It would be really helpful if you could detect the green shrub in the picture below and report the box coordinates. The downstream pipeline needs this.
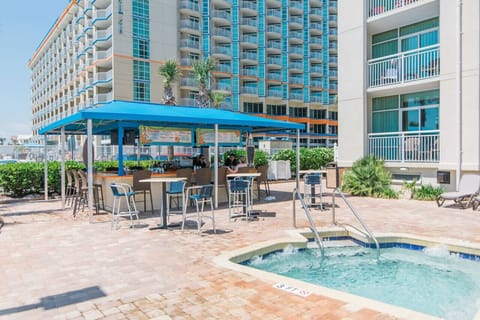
[412,184,444,201]
[0,161,85,198]
[253,150,269,167]
[341,155,398,198]
[272,147,334,172]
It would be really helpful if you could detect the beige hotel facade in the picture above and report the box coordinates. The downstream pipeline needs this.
[337,0,479,190]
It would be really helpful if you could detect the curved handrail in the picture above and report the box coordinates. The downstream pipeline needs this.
[292,188,324,259]
[333,188,380,260]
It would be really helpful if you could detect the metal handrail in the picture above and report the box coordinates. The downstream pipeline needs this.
[332,188,380,260]
[292,188,324,259]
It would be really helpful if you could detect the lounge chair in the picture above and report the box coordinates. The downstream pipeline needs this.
[472,196,480,211]
[436,174,480,209]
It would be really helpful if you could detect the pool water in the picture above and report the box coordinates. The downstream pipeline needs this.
[243,245,480,319]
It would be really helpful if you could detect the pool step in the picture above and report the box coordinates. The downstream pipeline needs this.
[307,239,358,249]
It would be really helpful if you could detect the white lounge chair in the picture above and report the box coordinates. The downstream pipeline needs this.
[436,174,480,209]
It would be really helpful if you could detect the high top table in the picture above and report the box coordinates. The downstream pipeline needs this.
[227,172,261,217]
[140,177,187,229]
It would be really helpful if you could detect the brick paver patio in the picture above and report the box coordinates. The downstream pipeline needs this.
[1,180,479,320]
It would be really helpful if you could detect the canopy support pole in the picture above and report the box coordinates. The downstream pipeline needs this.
[60,127,66,209]
[87,119,93,223]
[44,135,48,201]
[296,129,300,190]
[214,124,219,208]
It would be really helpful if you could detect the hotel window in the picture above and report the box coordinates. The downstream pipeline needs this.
[371,89,439,133]
[267,104,287,116]
[133,60,150,102]
[244,102,263,113]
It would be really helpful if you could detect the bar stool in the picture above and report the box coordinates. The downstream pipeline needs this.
[165,180,186,223]
[182,184,215,234]
[110,183,139,229]
[228,179,252,222]
[304,173,323,209]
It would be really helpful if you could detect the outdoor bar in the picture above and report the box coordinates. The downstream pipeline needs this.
[38,100,304,220]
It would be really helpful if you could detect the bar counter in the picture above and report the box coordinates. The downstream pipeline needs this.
[94,171,229,213]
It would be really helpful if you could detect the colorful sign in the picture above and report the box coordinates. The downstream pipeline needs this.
[196,128,241,145]
[140,126,192,145]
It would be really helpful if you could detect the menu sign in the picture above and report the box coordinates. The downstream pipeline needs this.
[140,125,193,145]
[196,128,241,145]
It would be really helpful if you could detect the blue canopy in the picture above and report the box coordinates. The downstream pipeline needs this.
[39,100,304,135]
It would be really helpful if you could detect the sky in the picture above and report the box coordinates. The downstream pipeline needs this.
[0,1,68,141]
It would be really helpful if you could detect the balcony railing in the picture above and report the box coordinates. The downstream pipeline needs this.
[368,131,439,162]
[368,0,419,18]
[368,45,440,88]
[180,39,200,49]
[180,20,200,30]
[241,86,258,94]
[180,0,200,12]
[212,46,232,55]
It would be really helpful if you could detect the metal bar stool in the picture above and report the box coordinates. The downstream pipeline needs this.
[109,183,139,229]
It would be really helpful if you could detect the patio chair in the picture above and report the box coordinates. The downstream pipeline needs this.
[165,180,186,222]
[472,196,480,211]
[194,167,212,186]
[110,183,139,229]
[182,184,215,234]
[255,165,271,198]
[436,174,480,209]
[132,170,154,215]
[228,179,253,222]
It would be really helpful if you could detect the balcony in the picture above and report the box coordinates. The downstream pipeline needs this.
[94,70,112,85]
[180,57,198,67]
[92,6,112,26]
[241,69,258,77]
[267,41,281,51]
[241,35,258,45]
[289,77,303,85]
[267,73,281,81]
[241,86,258,95]
[180,20,200,31]
[240,1,257,11]
[180,78,197,88]
[289,16,303,26]
[180,39,200,50]
[290,92,303,100]
[211,46,232,56]
[266,24,281,34]
[368,45,439,88]
[289,1,303,12]
[368,131,439,162]
[368,0,419,18]
[267,57,281,65]
[94,92,112,104]
[212,10,231,21]
[212,82,231,91]
[266,8,281,20]
[241,18,258,28]
[179,0,200,13]
[268,89,282,97]
[289,61,303,70]
[212,28,232,39]
[240,52,258,61]
[289,46,303,56]
[215,64,232,73]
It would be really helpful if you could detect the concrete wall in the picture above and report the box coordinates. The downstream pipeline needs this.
[337,0,367,167]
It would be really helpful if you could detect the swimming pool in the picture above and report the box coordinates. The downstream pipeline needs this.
[244,244,480,319]
[216,230,480,320]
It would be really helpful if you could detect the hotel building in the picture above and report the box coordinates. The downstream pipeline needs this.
[29,0,339,148]
[338,0,479,189]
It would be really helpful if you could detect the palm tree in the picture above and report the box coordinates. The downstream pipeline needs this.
[158,59,180,105]
[192,57,216,108]
[209,91,229,109]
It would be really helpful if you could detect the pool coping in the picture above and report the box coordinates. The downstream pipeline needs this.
[213,227,480,320]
